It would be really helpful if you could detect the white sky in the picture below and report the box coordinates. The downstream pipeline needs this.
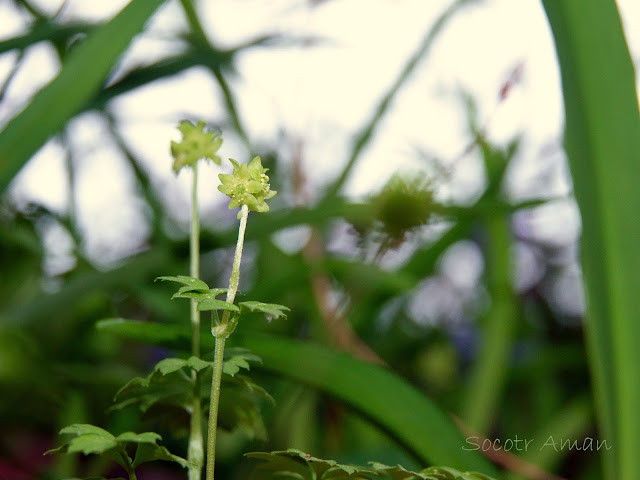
[0,0,639,305]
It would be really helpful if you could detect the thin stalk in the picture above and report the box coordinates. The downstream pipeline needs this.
[188,164,204,480]
[206,204,249,480]
[120,452,137,480]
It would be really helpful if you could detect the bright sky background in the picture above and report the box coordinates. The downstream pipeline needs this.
[1,0,639,319]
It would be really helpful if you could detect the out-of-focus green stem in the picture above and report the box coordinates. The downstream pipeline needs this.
[462,213,516,434]
[188,164,204,480]
[206,204,249,480]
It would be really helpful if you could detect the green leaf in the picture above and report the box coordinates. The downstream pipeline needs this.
[115,431,161,444]
[112,362,193,412]
[154,358,189,375]
[67,434,118,456]
[246,450,498,480]
[226,374,274,405]
[48,422,185,472]
[223,350,262,376]
[60,424,114,438]
[187,355,213,372]
[132,441,189,469]
[239,301,290,320]
[112,356,211,412]
[155,275,210,291]
[197,298,239,312]
[542,1,640,479]
[46,424,120,464]
[0,0,166,193]
[172,287,228,301]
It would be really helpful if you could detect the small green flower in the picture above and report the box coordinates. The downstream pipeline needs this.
[170,120,223,173]
[218,156,277,213]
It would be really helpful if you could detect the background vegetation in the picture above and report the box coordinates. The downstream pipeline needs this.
[1,0,639,479]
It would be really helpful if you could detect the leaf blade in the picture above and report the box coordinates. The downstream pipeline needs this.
[0,0,166,192]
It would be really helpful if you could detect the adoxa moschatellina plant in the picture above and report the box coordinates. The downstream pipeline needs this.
[161,121,287,480]
[47,120,288,480]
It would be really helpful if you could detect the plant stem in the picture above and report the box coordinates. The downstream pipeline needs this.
[120,452,137,480]
[206,334,225,480]
[188,164,204,480]
[206,204,249,480]
[191,164,201,355]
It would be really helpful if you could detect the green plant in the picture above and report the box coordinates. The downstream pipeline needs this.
[47,121,287,480]
[46,121,499,480]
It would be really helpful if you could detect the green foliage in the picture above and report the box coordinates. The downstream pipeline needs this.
[542,1,640,479]
[223,348,263,376]
[239,301,290,320]
[156,275,211,291]
[3,0,631,477]
[156,275,237,312]
[170,120,223,173]
[0,0,166,192]
[109,352,272,440]
[246,449,497,480]
[96,319,498,475]
[46,424,188,470]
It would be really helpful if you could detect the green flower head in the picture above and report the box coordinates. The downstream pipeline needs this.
[170,120,223,173]
[218,156,277,213]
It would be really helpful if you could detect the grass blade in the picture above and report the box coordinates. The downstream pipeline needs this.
[0,0,166,192]
[323,0,478,199]
[542,2,640,479]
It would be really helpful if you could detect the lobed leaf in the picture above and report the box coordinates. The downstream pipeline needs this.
[112,363,193,412]
[155,275,210,291]
[197,298,239,312]
[247,449,498,480]
[48,423,187,470]
[132,441,189,469]
[115,431,161,444]
[239,301,290,320]
[223,349,262,377]
[172,287,228,301]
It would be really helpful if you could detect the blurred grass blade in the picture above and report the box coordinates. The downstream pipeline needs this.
[505,396,592,480]
[542,2,640,479]
[97,319,499,476]
[324,0,477,199]
[242,334,498,475]
[0,23,90,55]
[0,0,166,193]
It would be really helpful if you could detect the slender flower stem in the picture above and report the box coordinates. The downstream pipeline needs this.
[206,204,249,480]
[188,164,204,480]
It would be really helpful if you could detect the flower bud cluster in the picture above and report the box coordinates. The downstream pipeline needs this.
[218,156,276,213]
[170,120,222,173]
